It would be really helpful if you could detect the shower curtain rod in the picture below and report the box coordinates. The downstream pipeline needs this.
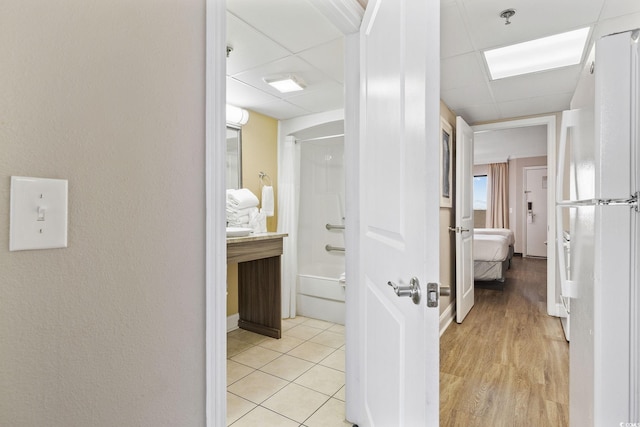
[294,133,345,143]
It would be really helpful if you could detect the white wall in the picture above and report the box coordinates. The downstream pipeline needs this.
[0,1,207,425]
[509,156,548,254]
[475,125,547,164]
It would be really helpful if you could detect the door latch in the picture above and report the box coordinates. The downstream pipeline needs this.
[427,283,439,307]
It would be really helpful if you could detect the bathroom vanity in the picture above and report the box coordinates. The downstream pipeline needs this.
[226,232,287,339]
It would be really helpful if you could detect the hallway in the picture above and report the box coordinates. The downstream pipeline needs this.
[440,257,569,426]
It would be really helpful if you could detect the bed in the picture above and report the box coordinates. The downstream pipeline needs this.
[475,228,515,266]
[473,228,514,282]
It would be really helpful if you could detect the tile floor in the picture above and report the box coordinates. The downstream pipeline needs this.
[227,316,353,426]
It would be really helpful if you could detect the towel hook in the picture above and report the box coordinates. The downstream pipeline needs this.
[258,171,272,186]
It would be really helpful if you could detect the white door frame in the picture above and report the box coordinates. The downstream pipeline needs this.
[206,0,228,425]
[205,1,365,426]
[522,166,548,258]
[472,115,558,317]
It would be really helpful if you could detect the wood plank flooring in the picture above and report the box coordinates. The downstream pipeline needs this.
[440,256,569,427]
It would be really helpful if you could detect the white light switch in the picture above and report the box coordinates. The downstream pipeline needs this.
[10,176,68,251]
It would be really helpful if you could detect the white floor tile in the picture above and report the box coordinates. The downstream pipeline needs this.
[258,335,305,353]
[309,330,344,349]
[285,324,324,340]
[230,406,299,427]
[304,398,352,427]
[294,365,344,396]
[227,360,255,385]
[287,342,335,363]
[226,392,255,425]
[318,349,345,372]
[262,383,329,423]
[260,354,314,382]
[230,345,281,369]
[227,370,288,404]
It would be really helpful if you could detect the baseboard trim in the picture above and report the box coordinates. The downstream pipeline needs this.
[439,302,456,337]
[227,313,239,333]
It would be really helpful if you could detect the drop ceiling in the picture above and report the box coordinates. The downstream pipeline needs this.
[226,0,640,124]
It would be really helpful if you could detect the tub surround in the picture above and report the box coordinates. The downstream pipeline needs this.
[227,232,288,338]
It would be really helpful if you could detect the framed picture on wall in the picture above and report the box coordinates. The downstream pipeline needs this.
[440,117,453,207]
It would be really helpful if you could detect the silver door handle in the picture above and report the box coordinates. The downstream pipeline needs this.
[440,286,451,296]
[387,277,421,305]
[448,226,470,233]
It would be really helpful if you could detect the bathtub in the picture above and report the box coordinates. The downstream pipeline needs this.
[296,273,345,325]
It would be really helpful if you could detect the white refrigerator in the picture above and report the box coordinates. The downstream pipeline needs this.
[556,30,639,426]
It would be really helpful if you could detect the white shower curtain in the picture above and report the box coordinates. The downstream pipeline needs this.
[277,135,300,319]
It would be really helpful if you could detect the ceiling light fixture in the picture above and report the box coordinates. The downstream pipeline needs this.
[263,75,306,93]
[484,27,590,80]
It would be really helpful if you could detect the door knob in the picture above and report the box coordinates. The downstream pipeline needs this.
[440,286,451,296]
[387,277,421,305]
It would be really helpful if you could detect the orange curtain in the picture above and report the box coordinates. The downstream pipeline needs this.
[487,163,509,228]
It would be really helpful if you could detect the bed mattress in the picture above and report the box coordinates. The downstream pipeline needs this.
[473,234,510,262]
[474,228,515,246]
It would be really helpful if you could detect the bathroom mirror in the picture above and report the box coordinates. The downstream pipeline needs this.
[226,126,242,189]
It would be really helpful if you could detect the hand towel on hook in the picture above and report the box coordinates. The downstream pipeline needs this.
[261,185,274,217]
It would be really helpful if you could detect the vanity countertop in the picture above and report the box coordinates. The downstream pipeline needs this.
[226,232,288,244]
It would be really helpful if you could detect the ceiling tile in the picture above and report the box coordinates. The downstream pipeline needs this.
[459,0,605,50]
[490,66,581,103]
[441,52,486,91]
[454,104,501,125]
[226,12,291,75]
[249,101,311,121]
[497,92,573,119]
[286,83,344,113]
[599,0,640,20]
[441,82,494,110]
[232,56,337,100]
[226,77,280,108]
[297,38,345,84]
[227,0,342,54]
[441,2,474,58]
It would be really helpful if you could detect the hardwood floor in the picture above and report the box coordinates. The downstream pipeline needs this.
[440,256,569,427]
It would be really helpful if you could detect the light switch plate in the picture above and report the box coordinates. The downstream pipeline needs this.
[10,176,68,251]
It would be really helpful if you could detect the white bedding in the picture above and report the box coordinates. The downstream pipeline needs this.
[473,234,510,262]
[474,228,515,246]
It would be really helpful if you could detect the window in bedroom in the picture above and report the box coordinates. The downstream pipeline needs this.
[474,175,488,210]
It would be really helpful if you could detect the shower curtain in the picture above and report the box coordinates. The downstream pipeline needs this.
[277,135,300,319]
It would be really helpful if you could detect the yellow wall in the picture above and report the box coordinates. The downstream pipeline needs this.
[240,110,279,232]
[227,109,278,316]
[439,100,457,315]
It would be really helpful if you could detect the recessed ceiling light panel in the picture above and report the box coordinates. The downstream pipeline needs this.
[263,75,306,93]
[484,27,590,80]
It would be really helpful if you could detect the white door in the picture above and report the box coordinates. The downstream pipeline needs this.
[525,167,548,257]
[455,117,474,323]
[353,0,440,425]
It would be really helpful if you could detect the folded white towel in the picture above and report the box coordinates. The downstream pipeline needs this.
[227,188,259,210]
[261,185,274,217]
[226,206,256,219]
[227,215,249,225]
